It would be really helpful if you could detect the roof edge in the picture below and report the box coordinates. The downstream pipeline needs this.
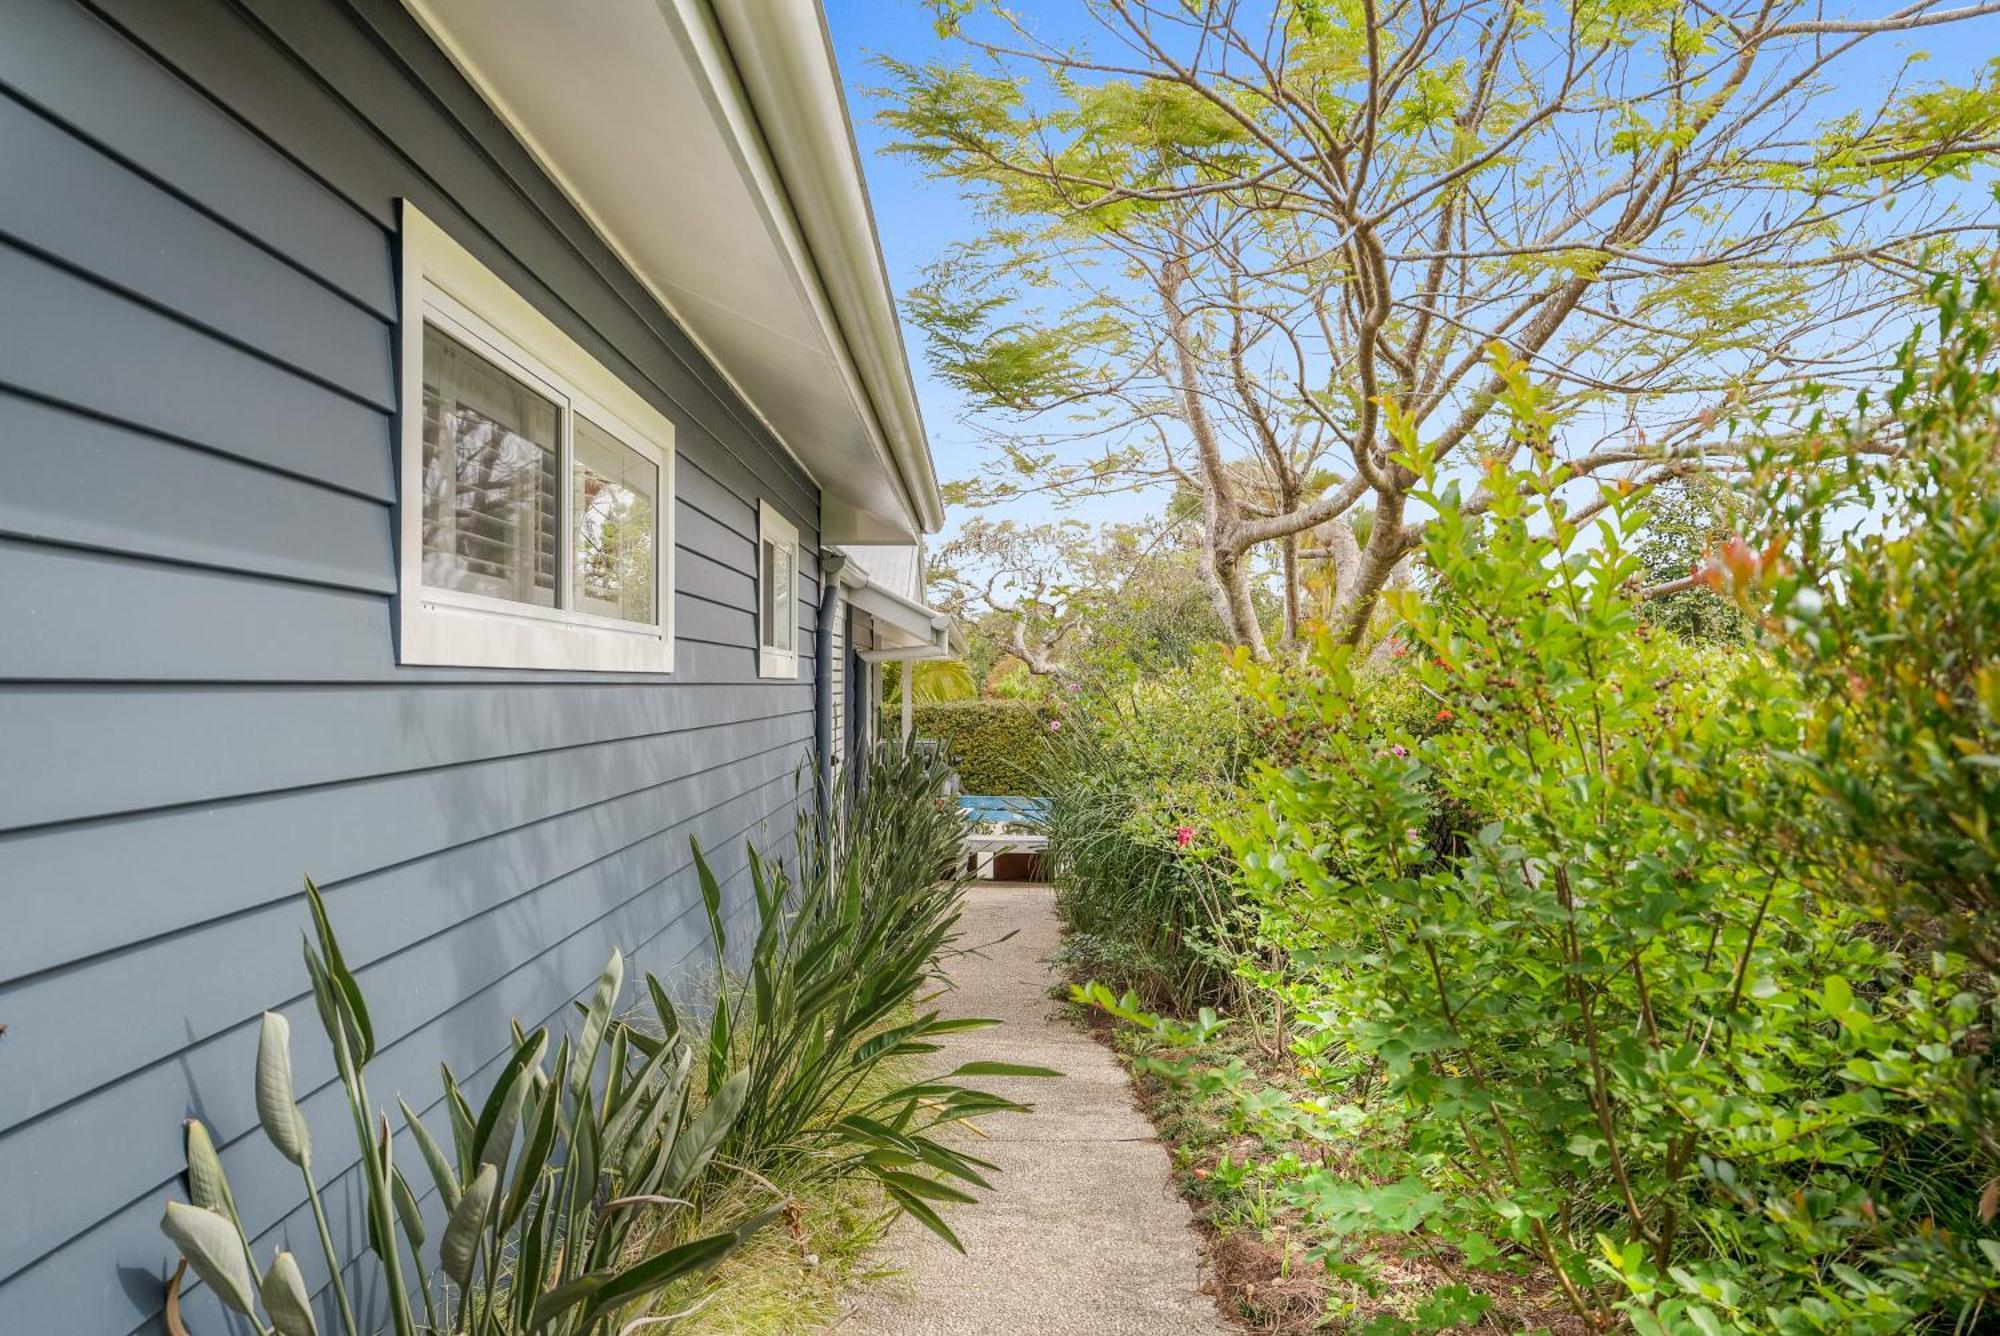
[703,0,945,535]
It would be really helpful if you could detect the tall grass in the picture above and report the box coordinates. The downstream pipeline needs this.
[1043,705,1242,1013]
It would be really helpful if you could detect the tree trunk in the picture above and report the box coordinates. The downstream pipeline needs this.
[1213,542,1270,659]
[1281,531,1300,644]
[1330,492,1412,645]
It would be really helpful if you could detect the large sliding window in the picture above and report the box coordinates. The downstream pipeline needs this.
[398,204,674,673]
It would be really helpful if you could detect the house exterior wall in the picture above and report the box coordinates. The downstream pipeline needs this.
[0,1,825,1330]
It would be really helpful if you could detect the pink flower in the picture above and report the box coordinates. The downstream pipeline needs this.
[1175,825,1195,848]
[1390,744,1409,758]
[1048,719,1063,733]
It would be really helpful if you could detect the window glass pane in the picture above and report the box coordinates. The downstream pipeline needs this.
[761,539,778,649]
[573,417,658,624]
[421,324,558,608]
[773,542,795,652]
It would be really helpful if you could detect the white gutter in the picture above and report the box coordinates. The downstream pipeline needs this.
[704,0,945,534]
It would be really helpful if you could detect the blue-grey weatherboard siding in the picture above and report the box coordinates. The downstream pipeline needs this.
[0,1,828,1331]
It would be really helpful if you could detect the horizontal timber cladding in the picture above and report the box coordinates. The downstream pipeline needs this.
[0,0,828,1331]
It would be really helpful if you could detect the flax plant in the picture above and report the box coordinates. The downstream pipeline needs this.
[164,881,769,1336]
[158,740,1049,1332]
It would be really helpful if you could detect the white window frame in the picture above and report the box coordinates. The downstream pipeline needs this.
[758,501,800,679]
[397,202,676,673]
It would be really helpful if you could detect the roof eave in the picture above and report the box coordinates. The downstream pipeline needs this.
[401,0,944,540]
[703,0,945,535]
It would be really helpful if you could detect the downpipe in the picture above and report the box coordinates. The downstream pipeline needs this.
[815,552,848,827]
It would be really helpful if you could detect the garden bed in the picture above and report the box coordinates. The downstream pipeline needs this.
[1078,1004,1585,1336]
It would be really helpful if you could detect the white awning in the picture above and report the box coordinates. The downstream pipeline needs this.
[832,545,957,659]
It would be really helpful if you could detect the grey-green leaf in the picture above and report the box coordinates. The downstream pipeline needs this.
[261,1250,318,1336]
[399,1098,461,1216]
[442,1163,496,1291]
[255,1012,311,1166]
[391,1166,426,1252]
[660,1067,749,1194]
[570,950,623,1092]
[527,1273,607,1331]
[183,1119,236,1219]
[577,1211,776,1328]
[161,1201,258,1317]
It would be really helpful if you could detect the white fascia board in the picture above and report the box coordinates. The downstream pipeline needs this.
[658,0,931,536]
[705,0,944,535]
[824,543,952,651]
[848,581,948,648]
[858,642,953,664]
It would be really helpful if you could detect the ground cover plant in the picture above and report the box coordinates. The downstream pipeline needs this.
[157,744,1046,1334]
[1060,281,2000,1333]
[1082,999,1586,1333]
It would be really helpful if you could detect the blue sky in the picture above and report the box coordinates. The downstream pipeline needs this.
[824,2,2000,539]
[824,1,1074,530]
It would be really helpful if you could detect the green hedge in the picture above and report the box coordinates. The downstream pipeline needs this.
[903,700,1059,795]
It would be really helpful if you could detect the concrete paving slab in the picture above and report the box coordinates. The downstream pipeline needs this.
[834,884,1227,1336]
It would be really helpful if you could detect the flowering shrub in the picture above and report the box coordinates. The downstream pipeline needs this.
[1709,272,2000,972]
[1043,654,1262,1010]
[1229,464,1992,1330]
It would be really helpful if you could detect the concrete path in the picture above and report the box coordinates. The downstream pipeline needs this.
[835,884,1227,1336]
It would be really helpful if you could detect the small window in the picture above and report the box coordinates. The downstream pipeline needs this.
[759,501,800,679]
[398,204,674,673]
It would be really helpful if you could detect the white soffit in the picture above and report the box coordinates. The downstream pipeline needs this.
[403,0,943,542]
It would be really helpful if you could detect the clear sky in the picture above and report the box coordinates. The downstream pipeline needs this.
[823,1,2000,540]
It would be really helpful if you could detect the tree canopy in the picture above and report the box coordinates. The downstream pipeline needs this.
[883,0,2000,655]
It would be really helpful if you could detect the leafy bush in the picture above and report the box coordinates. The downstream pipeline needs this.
[1043,651,1461,1013]
[909,699,1058,794]
[1068,295,2000,1334]
[1203,337,2000,1332]
[1042,656,1254,1010]
[1717,270,2000,970]
[159,742,1044,1333]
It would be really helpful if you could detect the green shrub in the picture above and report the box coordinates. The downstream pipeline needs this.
[1042,656,1253,1010]
[1729,270,2000,970]
[908,699,1058,794]
[1062,280,2000,1335]
[1043,650,1466,1013]
[1204,342,1998,1332]
[158,742,1046,1334]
